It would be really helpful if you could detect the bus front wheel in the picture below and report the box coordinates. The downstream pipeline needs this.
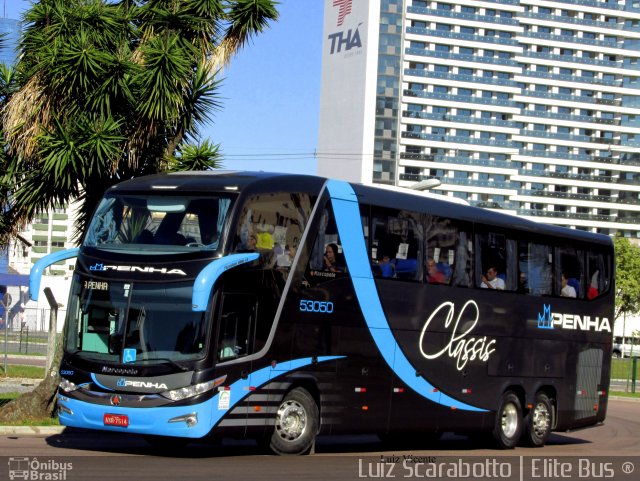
[268,387,318,455]
[492,391,523,449]
[524,392,553,447]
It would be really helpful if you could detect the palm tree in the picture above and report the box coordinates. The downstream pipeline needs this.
[0,0,278,243]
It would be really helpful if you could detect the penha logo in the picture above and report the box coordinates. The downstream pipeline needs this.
[333,0,352,26]
[116,377,168,390]
[538,304,553,329]
[537,304,611,332]
[89,263,186,276]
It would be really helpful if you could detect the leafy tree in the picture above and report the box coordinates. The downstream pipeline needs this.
[0,0,278,422]
[0,0,278,243]
[613,236,640,320]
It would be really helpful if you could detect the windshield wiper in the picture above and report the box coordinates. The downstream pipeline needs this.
[134,357,189,372]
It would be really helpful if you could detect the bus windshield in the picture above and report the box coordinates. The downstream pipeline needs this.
[83,193,235,252]
[65,276,210,364]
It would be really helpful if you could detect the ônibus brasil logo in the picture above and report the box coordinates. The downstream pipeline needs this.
[537,304,611,332]
[90,263,186,276]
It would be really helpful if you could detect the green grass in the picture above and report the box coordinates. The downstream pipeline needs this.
[611,358,638,379]
[0,417,61,427]
[0,392,21,401]
[5,352,46,357]
[609,390,640,398]
[0,365,45,379]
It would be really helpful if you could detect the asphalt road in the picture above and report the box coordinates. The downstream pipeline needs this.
[0,399,638,481]
[2,355,46,367]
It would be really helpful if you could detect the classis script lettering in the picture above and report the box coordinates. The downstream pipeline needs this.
[419,300,497,371]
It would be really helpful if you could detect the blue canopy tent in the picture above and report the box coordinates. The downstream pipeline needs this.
[0,273,29,287]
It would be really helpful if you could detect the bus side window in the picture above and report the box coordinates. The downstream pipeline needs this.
[306,201,349,275]
[556,246,584,298]
[518,240,553,296]
[476,232,517,291]
[216,293,257,362]
[233,192,312,269]
[587,249,611,300]
[425,216,472,287]
[371,207,423,282]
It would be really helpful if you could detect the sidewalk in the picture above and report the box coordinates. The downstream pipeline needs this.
[0,425,65,435]
[0,376,41,394]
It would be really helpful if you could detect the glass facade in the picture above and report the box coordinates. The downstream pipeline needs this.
[380,0,640,236]
[374,0,405,183]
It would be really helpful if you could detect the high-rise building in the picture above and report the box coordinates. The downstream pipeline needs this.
[7,202,80,278]
[318,0,640,236]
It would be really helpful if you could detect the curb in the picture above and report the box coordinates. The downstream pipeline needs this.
[0,425,65,435]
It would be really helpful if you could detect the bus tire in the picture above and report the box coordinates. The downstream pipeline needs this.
[269,387,318,455]
[524,392,553,447]
[492,391,523,449]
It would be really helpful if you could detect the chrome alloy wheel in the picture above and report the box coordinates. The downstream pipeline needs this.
[501,402,519,439]
[275,399,308,442]
[531,401,551,438]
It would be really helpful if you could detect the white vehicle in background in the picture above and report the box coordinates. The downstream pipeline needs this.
[612,336,640,358]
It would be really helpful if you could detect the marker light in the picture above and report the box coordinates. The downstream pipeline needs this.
[59,378,79,393]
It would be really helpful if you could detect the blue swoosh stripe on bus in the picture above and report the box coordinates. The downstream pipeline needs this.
[90,373,114,391]
[211,356,344,426]
[326,179,486,413]
[192,253,260,311]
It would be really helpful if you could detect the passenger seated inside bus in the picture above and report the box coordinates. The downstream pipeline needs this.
[236,231,277,267]
[481,266,505,290]
[517,271,528,294]
[426,257,445,284]
[561,273,577,298]
[587,271,599,299]
[324,243,346,273]
[372,251,395,278]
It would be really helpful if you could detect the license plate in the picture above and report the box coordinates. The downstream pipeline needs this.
[104,413,129,427]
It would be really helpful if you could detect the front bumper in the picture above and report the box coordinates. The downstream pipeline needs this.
[57,394,214,438]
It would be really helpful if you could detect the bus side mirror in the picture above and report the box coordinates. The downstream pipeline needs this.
[191,253,259,312]
[29,248,80,301]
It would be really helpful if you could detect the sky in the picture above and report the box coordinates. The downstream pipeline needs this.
[2,0,324,175]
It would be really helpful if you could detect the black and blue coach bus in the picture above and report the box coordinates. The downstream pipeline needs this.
[30,172,614,454]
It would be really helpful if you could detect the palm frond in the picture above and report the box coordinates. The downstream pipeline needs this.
[208,0,278,71]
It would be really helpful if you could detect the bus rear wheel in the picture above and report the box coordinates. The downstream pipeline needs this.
[524,392,553,447]
[492,391,523,449]
[268,387,318,455]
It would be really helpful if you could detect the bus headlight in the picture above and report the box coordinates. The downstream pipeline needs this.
[59,378,79,393]
[160,375,227,402]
